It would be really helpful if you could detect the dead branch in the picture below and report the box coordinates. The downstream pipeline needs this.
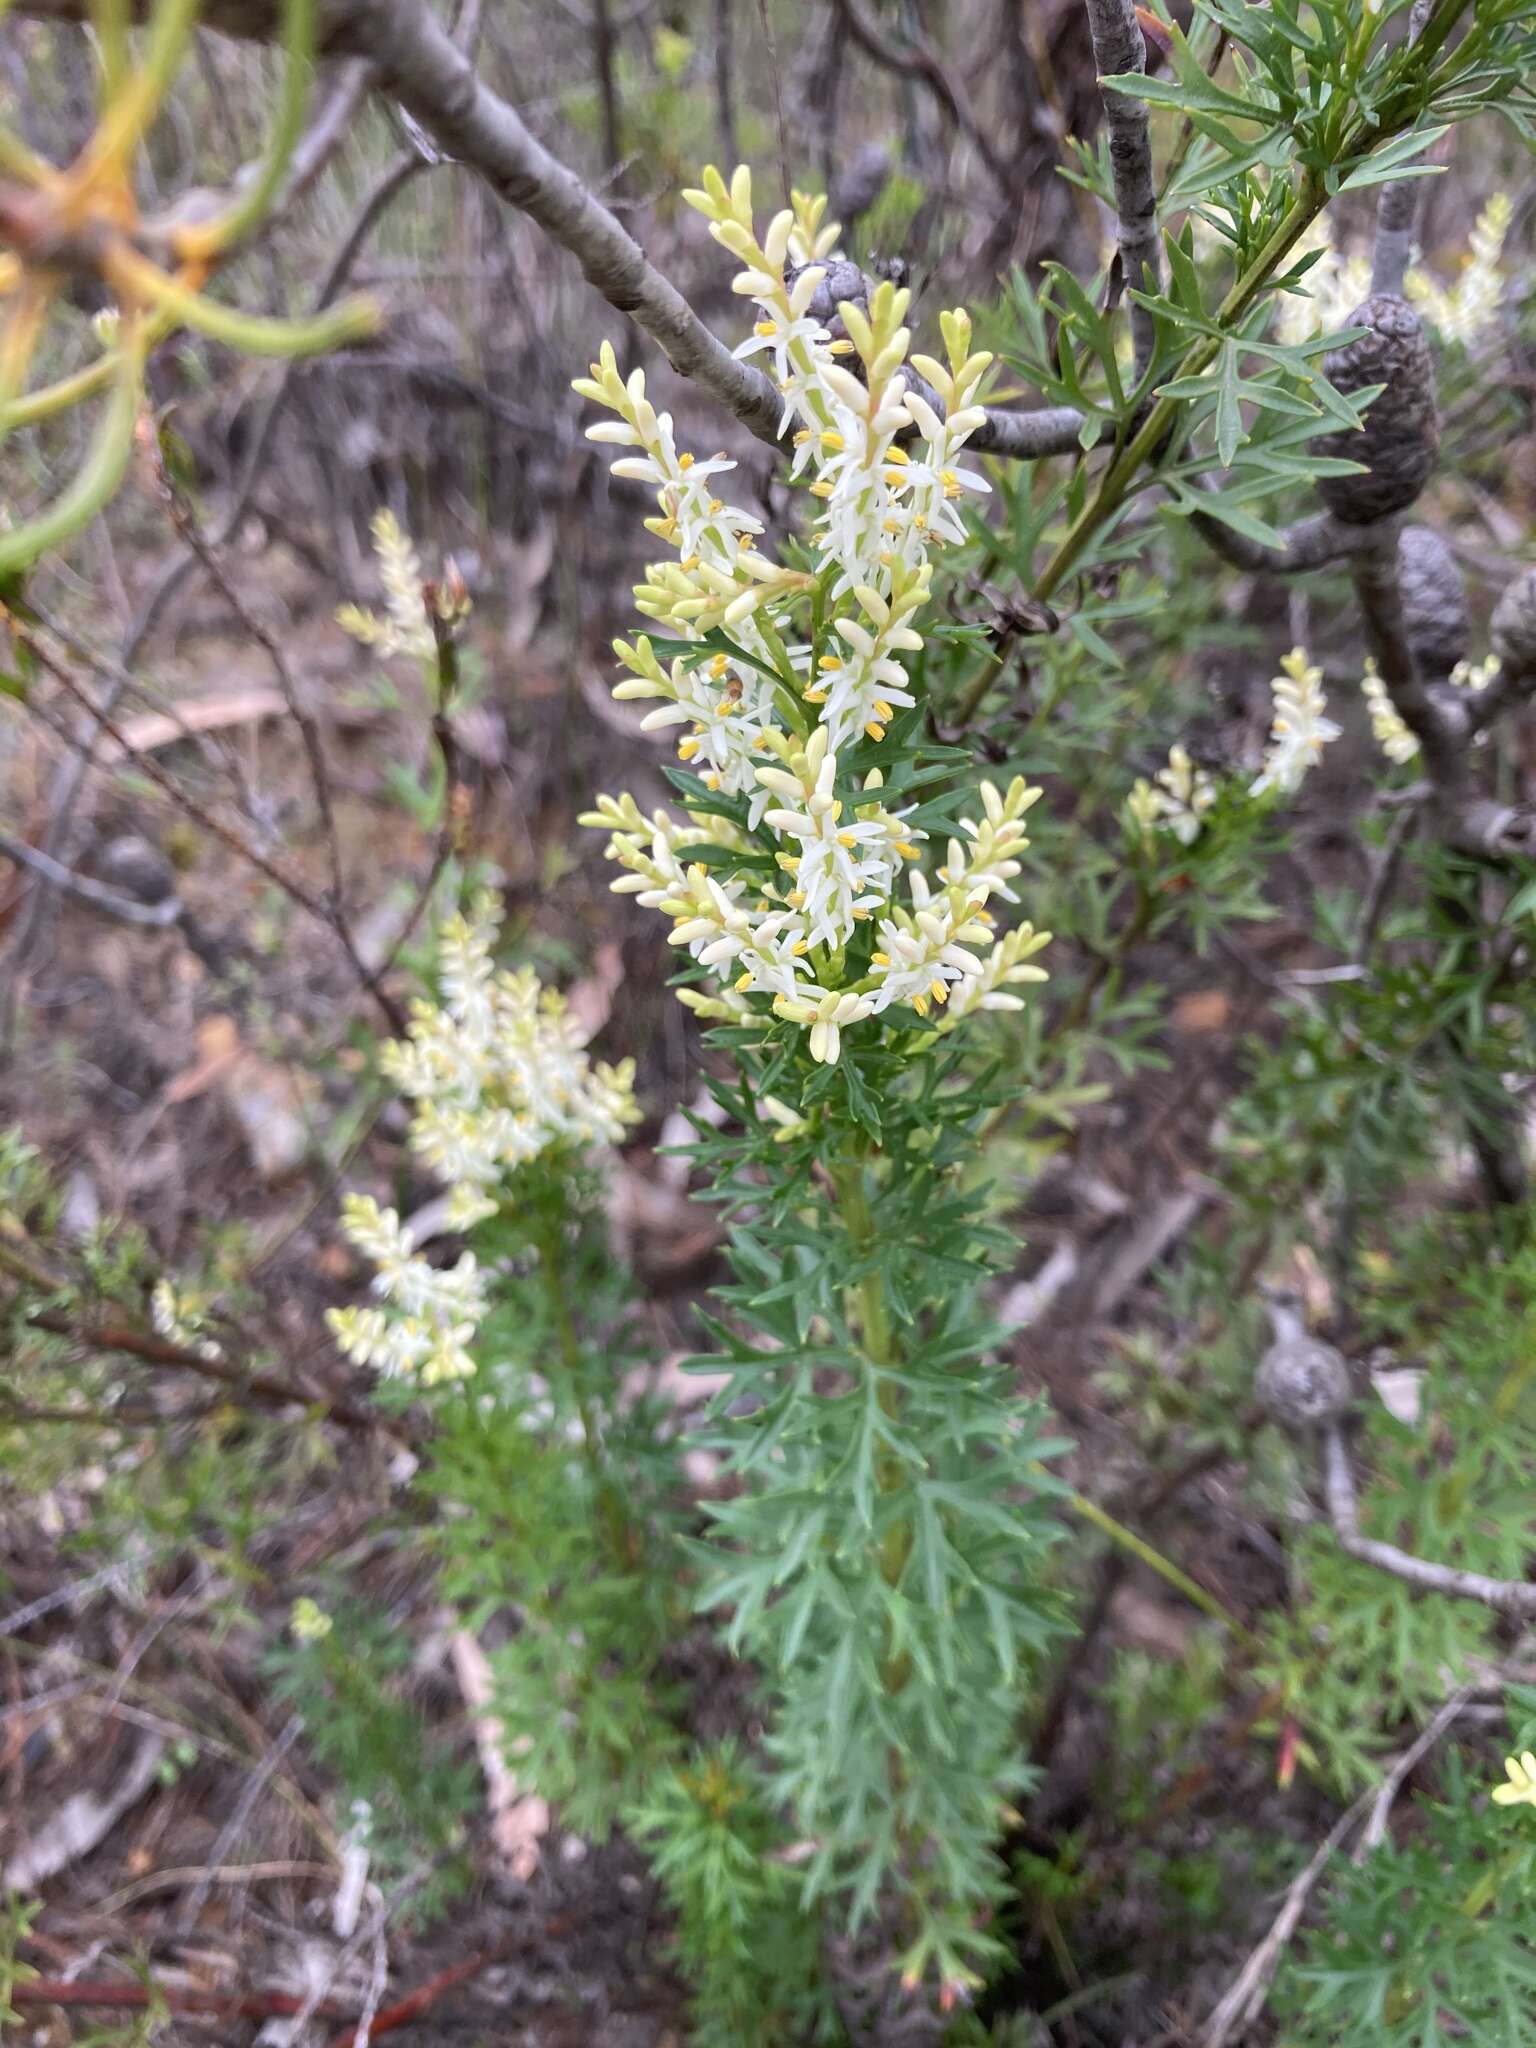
[1320,1423,1536,1615]
[1200,1789,1371,2048]
[12,1295,386,1436]
[9,616,410,1035]
[1370,0,1433,295]
[830,0,1014,198]
[0,826,181,927]
[321,1938,517,2048]
[9,1978,357,2022]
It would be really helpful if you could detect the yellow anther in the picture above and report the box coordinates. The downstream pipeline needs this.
[930,979,949,1004]
[837,831,856,847]
[754,319,778,337]
[820,430,845,450]
[809,481,834,499]
[864,721,886,742]
[678,451,695,469]
[872,951,890,966]
[912,993,929,1016]
[818,654,843,671]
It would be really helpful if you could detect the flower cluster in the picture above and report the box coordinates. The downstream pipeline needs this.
[335,508,470,663]
[1407,192,1512,346]
[576,166,1049,1064]
[1360,658,1420,765]
[1251,647,1341,797]
[1127,743,1217,846]
[1275,195,1511,350]
[329,893,639,1381]
[1451,651,1501,694]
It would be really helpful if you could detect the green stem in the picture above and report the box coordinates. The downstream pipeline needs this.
[531,1205,631,1564]
[1031,0,1476,605]
[832,1145,912,1683]
[1061,1488,1263,1653]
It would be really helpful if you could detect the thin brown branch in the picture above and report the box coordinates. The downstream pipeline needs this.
[322,1939,517,2048]
[18,0,1080,461]
[8,1980,357,2023]
[831,0,1014,198]
[1200,1789,1371,2048]
[16,1302,386,1434]
[11,615,410,1035]
[145,437,360,985]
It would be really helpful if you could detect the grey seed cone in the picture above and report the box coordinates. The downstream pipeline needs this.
[1316,295,1439,524]
[784,258,870,332]
[1257,1332,1353,1430]
[1397,525,1468,681]
[1491,565,1536,682]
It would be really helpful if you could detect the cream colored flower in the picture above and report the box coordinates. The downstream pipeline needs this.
[1252,648,1341,798]
[1492,1752,1536,1810]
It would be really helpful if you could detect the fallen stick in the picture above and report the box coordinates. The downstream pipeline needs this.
[322,1939,516,2047]
[10,1978,356,2021]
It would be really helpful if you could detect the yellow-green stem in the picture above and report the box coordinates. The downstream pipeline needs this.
[832,1147,912,1683]
[532,1209,631,1565]
[1063,1487,1263,1653]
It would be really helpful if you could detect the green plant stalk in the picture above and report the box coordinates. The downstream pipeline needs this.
[83,0,200,182]
[831,1146,913,1685]
[182,0,315,257]
[528,1199,634,1569]
[1062,1487,1263,1652]
[1032,0,1476,605]
[0,323,144,576]
[1033,185,1324,605]
[104,245,377,357]
[91,0,132,104]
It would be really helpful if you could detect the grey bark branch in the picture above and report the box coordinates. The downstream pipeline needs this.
[1321,1425,1536,1615]
[1082,0,1160,378]
[1371,0,1433,294]
[1189,505,1392,577]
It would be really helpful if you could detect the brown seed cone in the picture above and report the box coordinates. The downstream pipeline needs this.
[1397,525,1468,681]
[1491,565,1536,683]
[1316,295,1439,524]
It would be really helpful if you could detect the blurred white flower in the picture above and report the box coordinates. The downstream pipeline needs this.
[1252,648,1341,797]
